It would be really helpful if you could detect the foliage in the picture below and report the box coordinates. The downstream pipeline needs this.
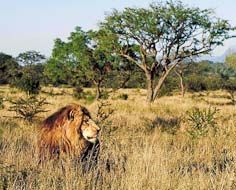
[12,66,41,95]
[11,51,46,95]
[187,76,208,92]
[222,79,236,105]
[101,0,235,102]
[8,95,48,122]
[225,53,236,69]
[45,27,124,99]
[187,107,218,139]
[0,53,20,84]
[218,56,236,105]
[17,51,45,66]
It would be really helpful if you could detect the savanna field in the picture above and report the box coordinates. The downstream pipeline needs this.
[0,85,235,190]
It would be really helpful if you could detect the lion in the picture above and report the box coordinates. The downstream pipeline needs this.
[38,104,100,167]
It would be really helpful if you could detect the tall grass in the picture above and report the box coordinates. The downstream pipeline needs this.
[0,86,236,189]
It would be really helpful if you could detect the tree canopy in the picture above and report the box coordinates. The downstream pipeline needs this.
[101,0,235,102]
[0,53,20,84]
[17,51,45,66]
[45,27,121,99]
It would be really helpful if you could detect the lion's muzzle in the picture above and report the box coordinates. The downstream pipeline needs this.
[81,119,100,143]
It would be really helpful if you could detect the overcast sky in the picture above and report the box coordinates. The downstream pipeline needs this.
[1,0,236,57]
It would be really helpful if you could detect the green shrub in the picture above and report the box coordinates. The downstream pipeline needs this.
[12,66,41,95]
[186,75,223,92]
[186,76,207,92]
[187,107,218,139]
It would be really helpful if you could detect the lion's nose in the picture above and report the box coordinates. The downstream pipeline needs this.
[95,125,100,131]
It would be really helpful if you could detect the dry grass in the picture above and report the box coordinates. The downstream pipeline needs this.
[0,85,236,189]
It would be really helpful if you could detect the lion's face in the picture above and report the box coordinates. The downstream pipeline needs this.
[67,106,100,144]
[81,115,100,143]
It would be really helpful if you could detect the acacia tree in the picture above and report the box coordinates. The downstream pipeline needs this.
[101,1,235,102]
[45,27,119,99]
[17,51,45,66]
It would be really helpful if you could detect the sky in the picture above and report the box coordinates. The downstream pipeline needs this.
[0,0,236,57]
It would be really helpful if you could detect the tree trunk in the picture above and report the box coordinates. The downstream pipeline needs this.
[95,81,102,100]
[146,71,154,103]
[175,71,185,97]
[180,74,185,97]
[152,74,166,101]
[152,61,180,101]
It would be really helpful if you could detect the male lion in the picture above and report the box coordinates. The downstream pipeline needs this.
[38,104,100,167]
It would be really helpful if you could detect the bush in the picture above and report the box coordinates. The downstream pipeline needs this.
[8,95,48,122]
[222,79,236,105]
[12,66,42,95]
[205,77,222,90]
[187,107,218,139]
[186,76,207,92]
[117,93,128,100]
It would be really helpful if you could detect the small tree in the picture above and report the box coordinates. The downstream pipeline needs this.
[45,27,131,100]
[101,0,235,102]
[8,96,48,122]
[7,51,48,122]
[14,51,45,95]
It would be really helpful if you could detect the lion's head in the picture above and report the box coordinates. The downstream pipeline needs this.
[38,104,100,162]
[64,104,100,143]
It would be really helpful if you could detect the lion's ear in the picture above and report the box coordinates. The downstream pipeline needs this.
[68,110,74,121]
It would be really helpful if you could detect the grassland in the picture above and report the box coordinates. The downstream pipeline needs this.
[0,85,236,190]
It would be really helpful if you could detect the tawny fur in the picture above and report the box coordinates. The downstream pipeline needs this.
[38,104,99,163]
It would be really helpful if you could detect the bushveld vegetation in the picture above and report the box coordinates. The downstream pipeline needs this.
[0,87,236,189]
[0,0,236,189]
